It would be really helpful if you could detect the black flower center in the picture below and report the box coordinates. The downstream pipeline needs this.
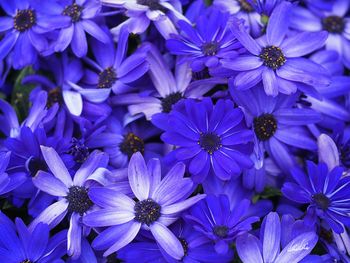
[238,0,254,13]
[179,238,188,256]
[260,46,286,70]
[137,0,167,12]
[47,87,63,108]
[253,114,277,141]
[198,132,222,154]
[201,42,219,56]
[312,193,330,210]
[134,199,161,226]
[213,225,229,238]
[14,9,36,32]
[26,157,48,177]
[322,16,345,34]
[68,138,89,163]
[120,133,145,159]
[66,186,93,215]
[161,92,183,113]
[63,3,83,22]
[98,67,117,89]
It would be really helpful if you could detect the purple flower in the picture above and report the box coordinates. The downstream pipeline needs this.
[83,152,205,259]
[185,194,259,254]
[236,212,318,263]
[166,8,242,72]
[44,0,110,57]
[81,26,149,98]
[102,0,187,39]
[290,0,350,68]
[0,0,67,68]
[113,43,225,120]
[0,212,67,262]
[223,1,330,96]
[30,146,109,259]
[231,86,322,173]
[282,161,350,234]
[152,98,254,182]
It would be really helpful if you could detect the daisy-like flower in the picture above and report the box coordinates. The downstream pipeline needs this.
[80,26,149,98]
[282,161,350,234]
[213,0,262,37]
[83,152,205,259]
[118,220,234,262]
[166,8,242,72]
[86,109,163,168]
[223,1,330,96]
[0,212,67,262]
[290,0,350,68]
[0,0,67,69]
[152,98,254,182]
[30,146,109,259]
[101,0,188,39]
[185,194,259,254]
[236,212,318,263]
[46,0,110,57]
[113,43,225,120]
[231,86,322,173]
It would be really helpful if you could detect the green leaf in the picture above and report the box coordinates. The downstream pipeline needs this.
[11,66,36,123]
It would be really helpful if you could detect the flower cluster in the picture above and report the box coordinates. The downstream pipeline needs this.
[0,0,350,262]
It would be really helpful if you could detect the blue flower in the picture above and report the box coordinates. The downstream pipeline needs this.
[114,43,225,120]
[0,212,67,262]
[223,1,330,96]
[118,220,234,262]
[213,0,262,37]
[166,8,242,72]
[152,98,254,182]
[236,212,318,263]
[282,161,350,233]
[231,86,322,173]
[0,0,66,69]
[86,109,164,168]
[83,152,205,259]
[43,0,110,57]
[290,0,350,68]
[102,0,188,39]
[185,194,259,254]
[30,146,109,259]
[81,26,149,97]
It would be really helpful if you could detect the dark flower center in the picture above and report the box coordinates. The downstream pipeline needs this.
[137,0,167,12]
[201,42,219,56]
[120,133,145,159]
[161,92,183,113]
[179,238,188,256]
[259,46,286,70]
[253,114,277,141]
[134,199,161,226]
[66,186,93,215]
[63,3,83,22]
[26,157,48,177]
[238,0,254,13]
[14,9,36,32]
[98,67,117,89]
[198,132,222,154]
[312,193,330,210]
[47,87,63,108]
[322,16,345,34]
[68,138,89,163]
[213,225,229,238]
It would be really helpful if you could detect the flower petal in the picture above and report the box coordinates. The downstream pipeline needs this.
[128,152,150,200]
